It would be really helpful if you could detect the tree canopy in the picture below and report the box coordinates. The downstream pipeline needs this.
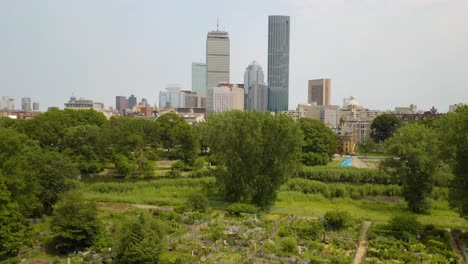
[371,114,403,143]
[50,191,102,253]
[115,213,164,264]
[298,118,337,166]
[383,123,440,213]
[204,111,303,207]
[437,105,468,218]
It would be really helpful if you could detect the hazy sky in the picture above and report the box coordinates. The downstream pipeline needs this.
[1,0,467,111]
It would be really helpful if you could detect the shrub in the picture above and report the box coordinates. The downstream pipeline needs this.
[296,166,397,185]
[323,210,351,230]
[291,219,324,240]
[302,152,328,166]
[279,237,297,255]
[184,192,208,212]
[226,203,258,216]
[166,161,184,178]
[387,214,422,240]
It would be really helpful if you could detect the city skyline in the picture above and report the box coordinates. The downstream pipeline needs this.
[1,0,467,111]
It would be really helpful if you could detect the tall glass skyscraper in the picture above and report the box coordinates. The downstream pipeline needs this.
[206,28,230,113]
[191,62,206,107]
[267,15,290,112]
[244,61,268,112]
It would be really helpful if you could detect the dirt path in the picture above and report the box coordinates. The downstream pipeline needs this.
[448,229,465,264]
[353,221,372,264]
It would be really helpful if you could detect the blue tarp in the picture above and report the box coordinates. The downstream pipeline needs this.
[340,157,353,167]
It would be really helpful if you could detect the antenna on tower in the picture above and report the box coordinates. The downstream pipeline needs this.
[216,16,219,31]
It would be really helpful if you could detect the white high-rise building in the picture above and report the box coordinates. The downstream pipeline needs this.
[244,61,268,112]
[209,83,244,113]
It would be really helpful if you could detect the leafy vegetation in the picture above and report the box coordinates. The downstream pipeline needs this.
[50,191,102,253]
[299,118,338,166]
[383,123,440,213]
[204,111,303,207]
[370,113,403,143]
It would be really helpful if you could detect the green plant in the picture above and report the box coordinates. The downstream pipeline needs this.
[323,210,351,230]
[184,192,208,212]
[279,237,297,255]
[226,203,258,216]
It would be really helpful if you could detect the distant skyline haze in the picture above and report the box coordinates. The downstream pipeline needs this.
[1,0,467,111]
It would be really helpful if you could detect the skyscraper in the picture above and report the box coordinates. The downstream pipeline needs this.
[308,79,331,106]
[128,94,137,110]
[267,15,290,112]
[192,62,207,107]
[244,61,268,112]
[21,97,32,112]
[116,96,128,113]
[206,23,230,113]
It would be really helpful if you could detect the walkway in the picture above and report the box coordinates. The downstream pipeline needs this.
[353,221,372,264]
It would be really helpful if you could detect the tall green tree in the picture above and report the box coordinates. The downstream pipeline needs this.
[50,191,101,253]
[298,118,337,165]
[115,213,164,264]
[156,113,200,164]
[370,114,403,143]
[32,151,79,215]
[438,105,468,218]
[383,123,440,213]
[0,128,42,216]
[205,111,303,207]
[0,177,26,260]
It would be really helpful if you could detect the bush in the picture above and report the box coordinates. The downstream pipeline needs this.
[387,214,422,240]
[184,192,208,212]
[166,161,184,178]
[296,166,397,185]
[226,203,258,216]
[291,219,324,240]
[323,210,351,230]
[281,178,402,199]
[279,237,297,255]
[302,152,328,166]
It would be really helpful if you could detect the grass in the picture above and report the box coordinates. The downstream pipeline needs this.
[272,191,468,229]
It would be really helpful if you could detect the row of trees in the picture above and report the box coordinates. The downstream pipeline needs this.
[382,106,468,216]
[0,109,338,259]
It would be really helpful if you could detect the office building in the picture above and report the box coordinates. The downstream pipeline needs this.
[1,96,15,110]
[308,79,331,106]
[244,61,268,112]
[64,96,104,112]
[267,15,290,112]
[206,24,230,113]
[32,102,40,111]
[21,97,32,112]
[297,102,321,120]
[128,94,137,110]
[116,96,128,113]
[208,83,244,113]
[192,62,207,106]
[181,91,198,108]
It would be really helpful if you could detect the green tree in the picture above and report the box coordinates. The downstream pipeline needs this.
[0,177,26,260]
[205,111,303,207]
[115,213,164,264]
[358,138,376,157]
[50,191,101,253]
[32,151,79,215]
[299,118,337,165]
[438,105,468,218]
[370,114,403,143]
[0,128,42,216]
[383,124,440,213]
[61,125,110,173]
[156,113,200,164]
